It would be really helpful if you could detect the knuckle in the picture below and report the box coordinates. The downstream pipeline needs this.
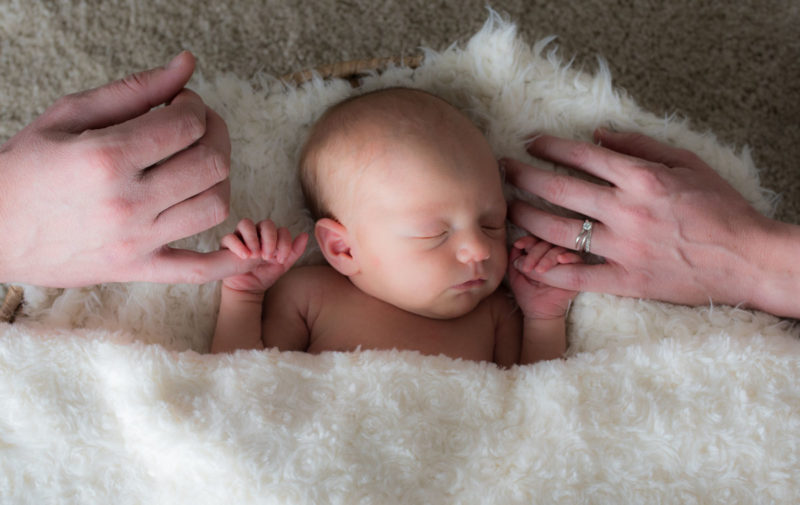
[187,265,210,284]
[542,175,570,203]
[75,136,122,178]
[620,204,656,229]
[46,93,85,128]
[176,107,206,142]
[544,219,570,245]
[201,144,230,183]
[632,167,669,196]
[105,238,140,266]
[568,142,593,166]
[208,191,230,226]
[119,71,149,95]
[51,93,81,116]
[105,196,137,224]
[561,267,586,291]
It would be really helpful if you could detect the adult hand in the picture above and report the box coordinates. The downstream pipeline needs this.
[505,129,800,318]
[0,51,248,287]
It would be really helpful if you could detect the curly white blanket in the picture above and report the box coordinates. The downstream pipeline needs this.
[2,14,799,504]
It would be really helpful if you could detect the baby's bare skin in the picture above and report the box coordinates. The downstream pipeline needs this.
[211,88,579,364]
[262,265,521,364]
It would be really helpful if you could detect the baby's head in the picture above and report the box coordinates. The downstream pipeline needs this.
[299,88,507,319]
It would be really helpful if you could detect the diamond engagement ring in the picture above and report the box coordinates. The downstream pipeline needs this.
[575,219,593,254]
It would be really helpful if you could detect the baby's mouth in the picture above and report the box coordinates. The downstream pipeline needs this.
[452,278,486,290]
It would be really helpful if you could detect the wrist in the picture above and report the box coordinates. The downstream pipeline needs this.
[523,314,566,333]
[520,314,567,363]
[520,302,570,322]
[221,283,266,301]
[745,218,800,318]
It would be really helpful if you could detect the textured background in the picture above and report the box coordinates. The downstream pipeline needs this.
[1,0,798,223]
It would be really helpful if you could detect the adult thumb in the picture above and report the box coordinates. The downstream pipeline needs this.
[61,51,196,131]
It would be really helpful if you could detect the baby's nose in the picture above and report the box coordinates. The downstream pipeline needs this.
[456,233,491,264]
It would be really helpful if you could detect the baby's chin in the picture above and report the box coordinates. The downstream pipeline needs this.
[402,288,494,320]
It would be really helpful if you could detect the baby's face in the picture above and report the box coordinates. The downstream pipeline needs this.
[342,130,507,319]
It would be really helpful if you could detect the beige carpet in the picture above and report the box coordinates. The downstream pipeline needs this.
[1,0,798,224]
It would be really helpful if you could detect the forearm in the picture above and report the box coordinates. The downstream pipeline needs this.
[211,286,265,353]
[745,219,800,318]
[519,316,567,365]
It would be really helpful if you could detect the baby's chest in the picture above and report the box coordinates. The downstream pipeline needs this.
[307,293,497,362]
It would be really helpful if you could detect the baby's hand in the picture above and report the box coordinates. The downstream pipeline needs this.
[508,235,582,320]
[220,218,308,293]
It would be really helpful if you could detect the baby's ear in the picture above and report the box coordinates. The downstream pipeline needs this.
[314,218,359,276]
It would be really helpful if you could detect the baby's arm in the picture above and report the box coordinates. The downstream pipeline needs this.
[211,219,308,354]
[508,236,581,364]
[260,269,317,351]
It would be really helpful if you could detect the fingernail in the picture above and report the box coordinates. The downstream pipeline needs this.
[167,51,185,69]
[513,258,523,270]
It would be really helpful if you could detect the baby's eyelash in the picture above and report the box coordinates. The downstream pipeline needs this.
[418,231,448,240]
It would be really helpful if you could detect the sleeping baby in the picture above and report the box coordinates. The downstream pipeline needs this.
[211,87,580,366]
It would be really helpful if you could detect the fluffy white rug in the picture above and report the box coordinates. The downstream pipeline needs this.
[2,13,799,504]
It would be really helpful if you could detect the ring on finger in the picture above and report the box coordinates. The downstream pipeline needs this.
[574,219,594,254]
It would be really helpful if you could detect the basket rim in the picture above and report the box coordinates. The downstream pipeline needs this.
[0,285,23,324]
[279,54,424,86]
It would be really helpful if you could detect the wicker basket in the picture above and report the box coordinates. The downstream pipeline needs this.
[1,286,23,324]
[280,54,423,86]
[0,54,424,325]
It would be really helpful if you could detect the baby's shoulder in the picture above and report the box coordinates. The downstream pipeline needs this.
[273,264,348,295]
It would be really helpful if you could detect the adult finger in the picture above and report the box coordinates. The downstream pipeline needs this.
[508,200,612,256]
[594,129,705,169]
[48,51,196,132]
[142,106,231,212]
[526,134,642,188]
[83,88,208,174]
[503,157,614,219]
[520,261,623,295]
[153,179,230,245]
[143,247,262,284]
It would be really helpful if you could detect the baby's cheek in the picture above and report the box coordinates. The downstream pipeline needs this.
[494,243,509,271]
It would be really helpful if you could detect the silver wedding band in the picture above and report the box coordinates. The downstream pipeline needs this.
[575,219,593,254]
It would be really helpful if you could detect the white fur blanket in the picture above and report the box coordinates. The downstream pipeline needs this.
[2,14,799,504]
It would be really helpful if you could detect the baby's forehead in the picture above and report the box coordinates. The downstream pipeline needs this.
[331,89,462,135]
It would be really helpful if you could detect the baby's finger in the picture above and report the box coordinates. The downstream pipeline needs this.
[220,234,250,259]
[557,251,583,265]
[535,246,568,273]
[258,220,278,260]
[522,239,555,273]
[284,232,309,267]
[236,218,260,256]
[274,227,293,264]
[513,235,537,252]
[511,240,546,274]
